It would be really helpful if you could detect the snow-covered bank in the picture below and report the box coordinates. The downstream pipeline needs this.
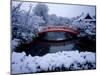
[11,51,96,74]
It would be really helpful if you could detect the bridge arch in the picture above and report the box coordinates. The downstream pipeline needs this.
[38,26,79,35]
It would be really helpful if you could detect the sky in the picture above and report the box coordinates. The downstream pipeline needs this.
[12,1,96,18]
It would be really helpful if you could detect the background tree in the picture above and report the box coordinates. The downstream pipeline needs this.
[34,3,48,24]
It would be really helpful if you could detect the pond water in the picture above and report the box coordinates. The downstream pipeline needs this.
[16,32,96,56]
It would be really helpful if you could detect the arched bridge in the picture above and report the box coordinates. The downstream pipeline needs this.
[38,26,79,35]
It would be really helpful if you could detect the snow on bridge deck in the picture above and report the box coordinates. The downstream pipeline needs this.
[38,26,79,35]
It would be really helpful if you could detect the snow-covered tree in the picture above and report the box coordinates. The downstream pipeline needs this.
[11,3,22,24]
[47,14,60,25]
[47,14,71,26]
[33,3,48,24]
[11,3,23,39]
[58,17,72,25]
[71,12,84,22]
[12,3,45,44]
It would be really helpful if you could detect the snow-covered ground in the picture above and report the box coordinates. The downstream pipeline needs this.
[11,50,96,74]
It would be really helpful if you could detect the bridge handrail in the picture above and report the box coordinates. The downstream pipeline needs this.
[40,26,78,31]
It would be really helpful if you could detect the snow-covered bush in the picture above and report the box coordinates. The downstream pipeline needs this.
[72,20,96,37]
[84,23,96,35]
[11,50,96,74]
[20,32,35,43]
[11,39,21,51]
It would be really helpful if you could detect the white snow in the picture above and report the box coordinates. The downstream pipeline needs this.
[56,38,66,40]
[11,50,96,74]
[11,39,20,51]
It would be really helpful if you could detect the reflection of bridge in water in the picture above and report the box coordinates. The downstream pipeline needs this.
[38,25,79,35]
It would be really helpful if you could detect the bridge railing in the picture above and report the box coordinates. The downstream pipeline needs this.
[38,25,78,32]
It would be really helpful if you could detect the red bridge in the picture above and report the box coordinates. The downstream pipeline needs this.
[38,26,79,35]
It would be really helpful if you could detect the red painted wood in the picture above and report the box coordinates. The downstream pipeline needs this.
[38,26,79,35]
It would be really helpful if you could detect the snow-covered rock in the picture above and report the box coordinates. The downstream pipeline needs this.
[11,51,96,74]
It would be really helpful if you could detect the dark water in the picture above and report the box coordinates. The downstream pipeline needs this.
[16,32,96,56]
